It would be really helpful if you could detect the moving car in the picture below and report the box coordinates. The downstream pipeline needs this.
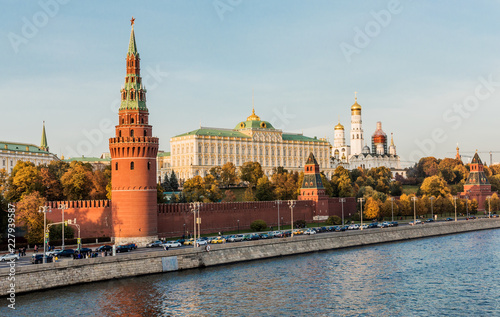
[46,249,62,256]
[31,254,53,264]
[125,243,137,250]
[163,241,182,248]
[146,240,164,248]
[445,217,453,221]
[116,245,130,253]
[54,249,75,257]
[95,245,112,252]
[0,253,20,262]
[409,220,422,226]
[426,218,434,222]
[195,239,208,246]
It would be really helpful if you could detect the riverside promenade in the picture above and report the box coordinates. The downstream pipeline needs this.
[2,218,500,296]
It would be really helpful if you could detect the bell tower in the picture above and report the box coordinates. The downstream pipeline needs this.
[109,18,159,245]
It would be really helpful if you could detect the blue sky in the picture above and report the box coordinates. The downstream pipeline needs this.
[2,0,500,166]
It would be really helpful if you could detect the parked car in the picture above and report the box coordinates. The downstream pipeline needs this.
[163,241,182,248]
[54,249,75,258]
[31,254,53,264]
[409,220,422,226]
[228,234,245,242]
[426,218,434,222]
[195,239,208,246]
[348,224,359,230]
[445,217,453,221]
[210,236,226,244]
[304,229,316,235]
[0,253,20,262]
[76,247,93,254]
[146,240,163,248]
[293,229,304,235]
[184,239,195,245]
[95,245,112,252]
[246,233,261,241]
[125,243,137,250]
[115,245,130,253]
[259,233,272,239]
[176,239,185,245]
[368,223,378,229]
[390,221,399,227]
[282,231,292,237]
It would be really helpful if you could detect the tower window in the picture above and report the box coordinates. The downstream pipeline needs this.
[130,162,134,170]
[131,130,134,137]
[144,129,147,136]
[131,117,135,124]
[148,162,151,170]
[115,162,118,170]
[141,118,144,124]
[121,118,124,124]
[119,131,122,137]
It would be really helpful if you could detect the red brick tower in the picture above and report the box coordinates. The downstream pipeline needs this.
[109,18,159,245]
[298,153,329,220]
[460,152,494,212]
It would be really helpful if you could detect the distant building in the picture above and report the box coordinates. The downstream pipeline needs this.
[63,156,110,171]
[0,122,59,174]
[459,152,495,212]
[168,106,332,182]
[331,95,405,178]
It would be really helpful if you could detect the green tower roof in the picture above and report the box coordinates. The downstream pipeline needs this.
[40,121,48,151]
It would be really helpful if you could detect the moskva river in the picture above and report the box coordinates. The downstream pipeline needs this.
[4,229,500,316]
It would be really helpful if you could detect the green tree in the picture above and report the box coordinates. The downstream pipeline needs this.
[157,183,166,203]
[250,219,267,232]
[326,215,341,225]
[239,162,264,188]
[162,173,172,191]
[169,171,179,191]
[255,176,276,201]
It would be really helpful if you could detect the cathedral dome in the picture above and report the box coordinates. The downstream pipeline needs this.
[372,121,387,144]
[334,122,344,130]
[362,145,370,154]
[351,101,361,112]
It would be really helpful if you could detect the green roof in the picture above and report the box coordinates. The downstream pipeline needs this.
[157,152,171,157]
[128,25,138,57]
[174,128,251,138]
[234,120,275,130]
[282,134,328,143]
[40,122,48,151]
[0,141,52,154]
[64,156,110,162]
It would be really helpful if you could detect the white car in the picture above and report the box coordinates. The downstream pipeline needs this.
[409,220,423,226]
[304,229,316,235]
[196,239,208,246]
[162,241,182,248]
[0,253,20,262]
[348,224,360,230]
[46,249,62,257]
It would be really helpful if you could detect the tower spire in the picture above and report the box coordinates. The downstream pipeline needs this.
[128,17,137,56]
[40,121,48,152]
[121,18,145,111]
[246,89,260,121]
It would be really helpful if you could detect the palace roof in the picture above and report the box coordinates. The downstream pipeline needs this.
[0,141,53,154]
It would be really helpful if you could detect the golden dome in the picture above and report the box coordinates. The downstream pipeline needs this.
[247,107,261,121]
[334,121,344,130]
[351,100,361,111]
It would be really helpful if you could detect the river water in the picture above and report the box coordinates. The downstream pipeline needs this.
[4,229,500,316]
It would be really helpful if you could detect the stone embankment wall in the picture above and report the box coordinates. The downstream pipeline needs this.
[2,219,499,296]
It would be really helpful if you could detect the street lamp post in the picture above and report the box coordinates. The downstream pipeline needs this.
[429,197,435,220]
[288,200,296,237]
[357,198,364,230]
[58,204,68,250]
[190,202,201,248]
[38,205,52,264]
[390,197,395,222]
[276,200,281,231]
[237,219,240,233]
[183,223,186,237]
[453,196,458,222]
[486,196,491,218]
[339,198,346,226]
[411,196,417,225]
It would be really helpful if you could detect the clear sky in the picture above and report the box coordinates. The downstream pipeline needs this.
[2,0,500,166]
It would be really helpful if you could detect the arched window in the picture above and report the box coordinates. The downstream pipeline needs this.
[115,162,118,170]
[121,118,124,124]
[141,118,144,124]
[144,129,147,136]
[131,117,135,124]
[130,130,134,137]
[148,162,151,170]
[119,131,122,137]
[130,162,134,170]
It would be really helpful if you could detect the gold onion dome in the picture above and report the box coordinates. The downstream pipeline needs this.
[351,100,361,111]
[334,121,344,130]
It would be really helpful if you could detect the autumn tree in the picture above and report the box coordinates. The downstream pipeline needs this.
[221,162,238,187]
[39,167,64,201]
[243,187,255,201]
[60,161,92,200]
[5,161,43,202]
[239,162,263,188]
[223,189,236,202]
[420,175,451,197]
[272,171,299,200]
[363,197,380,220]
[182,175,205,202]
[16,192,46,244]
[88,167,111,200]
[204,174,222,202]
[209,166,222,181]
[398,194,411,217]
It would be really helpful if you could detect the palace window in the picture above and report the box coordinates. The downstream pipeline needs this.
[236,147,239,154]
[130,162,134,170]
[2,160,4,166]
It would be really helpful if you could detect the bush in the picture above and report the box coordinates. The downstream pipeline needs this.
[326,216,342,225]
[250,219,267,232]
[294,220,306,228]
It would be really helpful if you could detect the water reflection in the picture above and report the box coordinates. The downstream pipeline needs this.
[5,229,500,316]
